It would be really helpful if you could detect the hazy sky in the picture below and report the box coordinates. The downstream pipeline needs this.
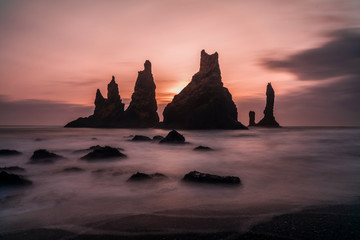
[0,0,359,126]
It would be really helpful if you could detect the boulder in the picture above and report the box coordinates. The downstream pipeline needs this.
[159,130,185,144]
[256,83,280,128]
[0,149,21,156]
[62,167,85,173]
[0,171,32,187]
[30,149,63,164]
[80,146,126,160]
[248,111,256,127]
[183,171,241,184]
[152,135,164,141]
[131,135,152,142]
[128,172,167,181]
[161,50,247,129]
[193,146,213,151]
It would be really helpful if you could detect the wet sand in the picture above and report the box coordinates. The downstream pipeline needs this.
[2,203,359,240]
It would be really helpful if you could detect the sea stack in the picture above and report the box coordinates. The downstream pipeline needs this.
[124,60,159,127]
[256,83,280,127]
[65,76,125,128]
[248,111,256,126]
[161,50,247,129]
[65,61,159,128]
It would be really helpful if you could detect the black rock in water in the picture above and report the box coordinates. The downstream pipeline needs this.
[161,50,247,129]
[183,171,241,184]
[0,149,21,156]
[159,130,185,144]
[152,135,164,141]
[128,172,167,181]
[131,135,152,142]
[124,60,159,128]
[256,83,280,128]
[62,167,85,173]
[80,146,126,160]
[30,149,63,164]
[248,111,256,127]
[0,166,25,172]
[193,146,213,151]
[0,171,32,187]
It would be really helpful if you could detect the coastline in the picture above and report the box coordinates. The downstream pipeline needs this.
[2,202,359,240]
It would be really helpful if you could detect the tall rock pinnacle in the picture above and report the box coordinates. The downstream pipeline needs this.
[124,60,159,127]
[256,83,280,127]
[161,50,247,129]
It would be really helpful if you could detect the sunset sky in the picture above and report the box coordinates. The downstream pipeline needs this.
[1,0,359,126]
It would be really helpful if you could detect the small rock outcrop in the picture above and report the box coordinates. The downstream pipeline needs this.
[161,50,247,129]
[0,171,32,187]
[256,83,280,128]
[0,149,21,156]
[152,135,164,141]
[80,146,126,161]
[30,149,63,164]
[65,61,159,128]
[124,61,159,128]
[131,135,152,142]
[248,111,256,126]
[127,172,167,181]
[183,171,241,185]
[61,167,85,173]
[193,146,213,151]
[159,130,185,144]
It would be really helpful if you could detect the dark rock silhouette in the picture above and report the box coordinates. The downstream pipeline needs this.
[80,146,126,161]
[193,146,213,151]
[152,135,164,141]
[183,171,241,185]
[248,111,256,126]
[61,167,85,173]
[131,135,152,142]
[256,83,280,128]
[124,60,159,128]
[65,76,125,128]
[65,61,159,128]
[128,172,167,181]
[0,166,25,172]
[159,130,185,144]
[0,149,21,156]
[30,149,63,164]
[161,50,247,129]
[0,171,32,187]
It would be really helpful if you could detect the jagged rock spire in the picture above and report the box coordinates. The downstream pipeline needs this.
[256,83,280,127]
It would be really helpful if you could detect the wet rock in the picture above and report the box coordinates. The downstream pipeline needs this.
[131,135,152,142]
[80,146,126,160]
[183,171,241,184]
[0,171,32,187]
[124,60,159,128]
[159,130,185,144]
[30,149,63,164]
[161,50,247,129]
[193,146,213,151]
[248,111,256,127]
[256,83,280,128]
[152,135,164,141]
[0,166,25,172]
[62,167,85,173]
[0,149,21,156]
[128,172,167,181]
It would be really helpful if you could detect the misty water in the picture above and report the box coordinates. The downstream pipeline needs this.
[1,126,360,234]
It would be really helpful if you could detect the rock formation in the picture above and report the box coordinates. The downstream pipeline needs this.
[30,149,63,164]
[161,50,247,129]
[256,83,280,128]
[159,130,185,144]
[65,61,159,128]
[124,60,159,128]
[183,171,241,185]
[248,111,256,126]
[80,146,126,161]
[65,76,125,128]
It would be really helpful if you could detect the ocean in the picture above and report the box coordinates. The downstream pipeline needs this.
[1,126,360,234]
